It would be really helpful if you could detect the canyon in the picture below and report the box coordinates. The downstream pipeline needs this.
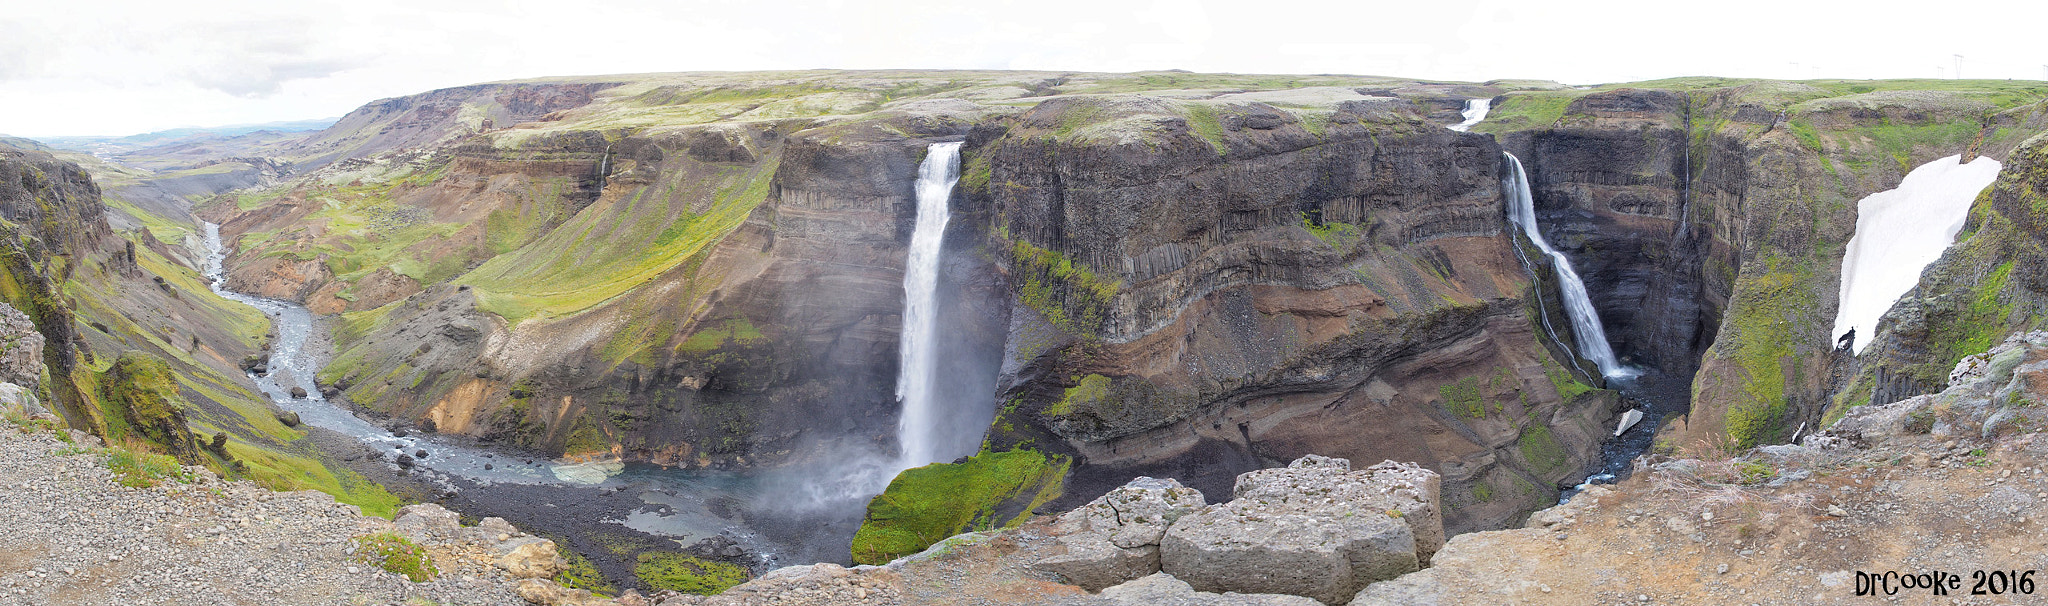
[4,70,2047,599]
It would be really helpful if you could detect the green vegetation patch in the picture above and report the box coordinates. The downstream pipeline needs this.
[850,448,1069,565]
[553,546,615,596]
[1183,104,1229,156]
[1472,92,1581,133]
[1439,376,1486,419]
[350,532,439,582]
[1517,424,1568,474]
[1011,240,1120,335]
[104,447,194,488]
[1301,212,1361,249]
[676,318,765,354]
[633,553,748,595]
[1045,374,1111,417]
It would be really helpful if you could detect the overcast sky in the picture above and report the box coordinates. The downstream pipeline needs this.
[4,0,2044,137]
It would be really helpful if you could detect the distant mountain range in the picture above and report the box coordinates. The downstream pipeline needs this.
[29,117,339,154]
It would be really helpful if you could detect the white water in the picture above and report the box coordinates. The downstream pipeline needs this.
[895,142,963,468]
[202,222,566,484]
[1833,154,2003,355]
[1503,153,1638,379]
[1448,98,1491,132]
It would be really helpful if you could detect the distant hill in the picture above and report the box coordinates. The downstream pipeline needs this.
[31,118,339,155]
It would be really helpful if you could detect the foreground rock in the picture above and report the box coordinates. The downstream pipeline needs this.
[1353,332,2048,605]
[1159,457,1441,604]
[1030,477,1207,590]
[0,423,536,605]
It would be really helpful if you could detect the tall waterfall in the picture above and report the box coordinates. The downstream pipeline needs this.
[895,142,964,468]
[1504,152,1637,379]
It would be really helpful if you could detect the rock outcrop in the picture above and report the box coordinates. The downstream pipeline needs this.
[1030,476,1207,590]
[1017,456,1444,605]
[1158,457,1440,604]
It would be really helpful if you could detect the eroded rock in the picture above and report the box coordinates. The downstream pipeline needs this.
[1159,456,1442,605]
[1031,476,1206,590]
[1099,572,1323,606]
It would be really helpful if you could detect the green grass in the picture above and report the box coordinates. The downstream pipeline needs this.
[1472,92,1579,133]
[634,553,749,595]
[104,447,194,487]
[350,532,439,582]
[460,156,780,326]
[1183,104,1228,156]
[850,448,1069,565]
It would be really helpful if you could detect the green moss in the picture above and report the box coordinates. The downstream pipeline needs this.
[1542,357,1593,401]
[1725,399,1788,450]
[958,154,993,194]
[1517,424,1568,474]
[1011,240,1120,334]
[633,553,749,595]
[552,546,615,596]
[849,448,1069,565]
[1471,480,1494,503]
[1046,374,1111,417]
[676,318,765,353]
[561,414,609,455]
[350,532,439,582]
[1439,376,1485,419]
[1301,212,1361,249]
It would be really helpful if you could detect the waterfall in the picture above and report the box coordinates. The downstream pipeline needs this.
[1503,153,1637,379]
[1833,154,2002,355]
[1448,99,1491,132]
[895,142,963,468]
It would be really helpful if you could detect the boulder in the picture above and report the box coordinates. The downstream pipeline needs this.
[1159,455,1442,605]
[290,386,308,399]
[393,503,462,540]
[1031,476,1206,591]
[1099,572,1323,606]
[0,382,47,418]
[0,303,43,389]
[495,536,567,579]
[1828,394,1933,440]
[275,410,301,427]
[516,578,609,605]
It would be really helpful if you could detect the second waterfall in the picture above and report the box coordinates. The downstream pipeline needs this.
[896,141,964,468]
[1503,152,1636,379]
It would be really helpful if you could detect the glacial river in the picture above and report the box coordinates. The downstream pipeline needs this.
[199,222,834,567]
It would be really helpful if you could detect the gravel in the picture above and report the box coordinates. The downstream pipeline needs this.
[0,426,529,605]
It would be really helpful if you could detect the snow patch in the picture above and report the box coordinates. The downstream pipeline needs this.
[1833,154,2002,354]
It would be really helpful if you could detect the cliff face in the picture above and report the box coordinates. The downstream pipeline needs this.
[209,73,1613,531]
[966,95,1616,532]
[1482,80,2048,454]
[1856,123,2048,406]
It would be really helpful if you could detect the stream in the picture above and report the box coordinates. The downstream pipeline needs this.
[199,222,836,569]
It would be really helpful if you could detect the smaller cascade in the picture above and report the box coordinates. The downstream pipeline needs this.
[1503,153,1637,379]
[1447,98,1491,132]
[1833,154,2003,355]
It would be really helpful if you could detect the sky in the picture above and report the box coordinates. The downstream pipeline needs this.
[3,0,2045,137]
